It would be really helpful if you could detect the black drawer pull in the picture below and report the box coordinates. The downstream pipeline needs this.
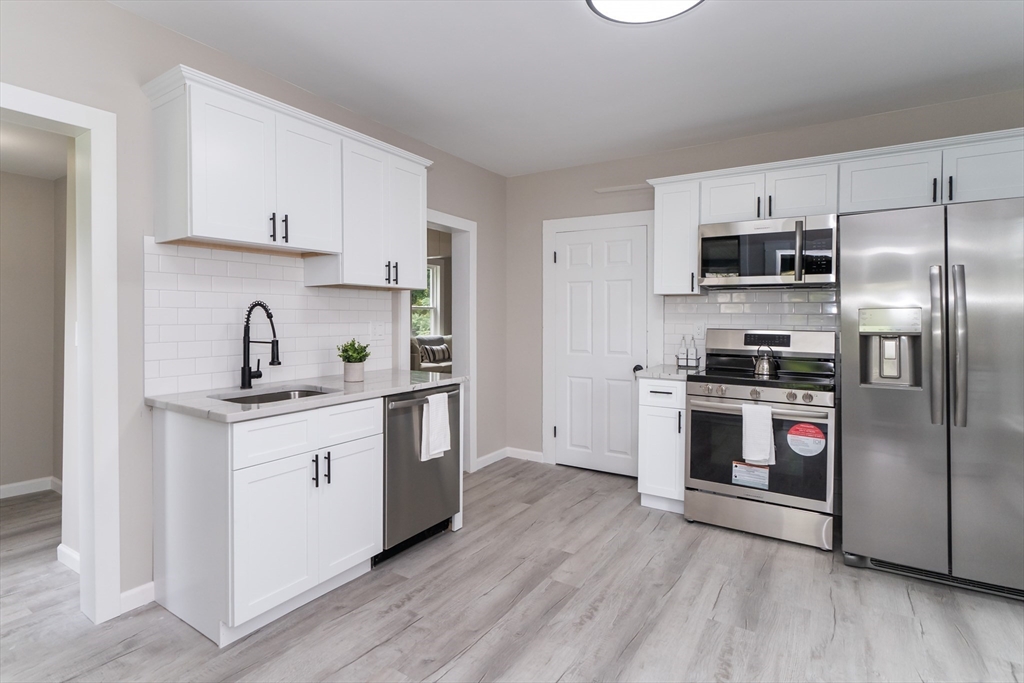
[649,390,674,395]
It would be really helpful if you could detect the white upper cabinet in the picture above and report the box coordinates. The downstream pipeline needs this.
[188,85,277,247]
[653,180,700,295]
[765,164,838,218]
[943,138,1024,204]
[275,114,342,252]
[839,151,943,214]
[387,155,428,290]
[700,173,765,223]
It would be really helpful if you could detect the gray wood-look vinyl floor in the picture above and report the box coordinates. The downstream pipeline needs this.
[2,459,1022,682]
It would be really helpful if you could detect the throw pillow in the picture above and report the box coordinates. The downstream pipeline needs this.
[422,343,452,363]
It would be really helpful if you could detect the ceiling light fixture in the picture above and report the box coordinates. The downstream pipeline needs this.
[587,0,704,24]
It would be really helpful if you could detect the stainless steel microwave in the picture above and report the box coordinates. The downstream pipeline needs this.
[697,214,837,288]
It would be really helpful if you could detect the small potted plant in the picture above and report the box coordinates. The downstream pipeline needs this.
[338,339,371,382]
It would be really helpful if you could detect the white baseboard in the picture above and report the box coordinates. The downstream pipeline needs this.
[0,476,62,499]
[506,447,545,463]
[640,493,685,515]
[473,448,508,471]
[57,543,80,573]
[473,447,547,472]
[121,582,155,614]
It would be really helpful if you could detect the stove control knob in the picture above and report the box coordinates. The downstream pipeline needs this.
[802,392,814,403]
[703,384,713,395]
[750,388,761,400]
[716,385,727,396]
[786,391,798,402]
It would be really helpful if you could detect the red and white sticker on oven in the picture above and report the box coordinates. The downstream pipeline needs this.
[787,423,826,456]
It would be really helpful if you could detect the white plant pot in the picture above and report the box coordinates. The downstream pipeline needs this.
[343,362,365,382]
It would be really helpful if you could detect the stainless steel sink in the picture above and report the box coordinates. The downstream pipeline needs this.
[209,385,337,406]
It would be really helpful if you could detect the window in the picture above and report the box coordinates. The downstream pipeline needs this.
[411,264,441,337]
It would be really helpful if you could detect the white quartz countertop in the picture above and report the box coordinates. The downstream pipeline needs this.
[635,364,701,381]
[145,369,466,423]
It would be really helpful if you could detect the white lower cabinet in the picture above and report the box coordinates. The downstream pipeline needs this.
[637,379,686,513]
[318,435,384,582]
[232,452,319,625]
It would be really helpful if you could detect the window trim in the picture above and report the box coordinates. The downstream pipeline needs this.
[411,263,442,337]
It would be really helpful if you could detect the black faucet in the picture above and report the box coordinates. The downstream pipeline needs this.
[241,300,281,389]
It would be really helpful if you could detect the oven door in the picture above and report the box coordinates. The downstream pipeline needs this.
[698,214,836,287]
[685,397,835,513]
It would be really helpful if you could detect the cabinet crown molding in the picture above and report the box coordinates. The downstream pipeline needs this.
[647,128,1024,187]
[143,65,433,169]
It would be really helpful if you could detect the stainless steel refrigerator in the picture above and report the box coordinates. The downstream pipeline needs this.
[840,198,1024,595]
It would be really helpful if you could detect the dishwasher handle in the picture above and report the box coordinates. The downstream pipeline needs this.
[388,386,460,410]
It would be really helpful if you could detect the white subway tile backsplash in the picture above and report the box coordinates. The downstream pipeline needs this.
[144,237,392,396]
[663,287,839,364]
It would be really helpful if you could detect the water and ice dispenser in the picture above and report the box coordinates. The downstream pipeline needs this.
[858,308,922,388]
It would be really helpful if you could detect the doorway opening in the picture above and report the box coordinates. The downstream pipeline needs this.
[1,83,121,624]
[409,228,453,374]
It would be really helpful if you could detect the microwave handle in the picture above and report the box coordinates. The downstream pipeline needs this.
[793,220,804,282]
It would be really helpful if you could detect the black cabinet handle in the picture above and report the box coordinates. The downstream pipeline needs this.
[282,214,289,243]
[756,196,761,218]
[768,195,773,217]
[385,261,391,284]
[948,176,953,202]
[312,455,319,488]
[678,410,682,434]
[650,390,673,395]
[270,212,277,241]
[324,452,331,484]
[932,178,938,203]
[691,272,695,292]
[394,261,398,284]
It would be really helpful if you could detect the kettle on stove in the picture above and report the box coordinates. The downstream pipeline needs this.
[752,346,778,378]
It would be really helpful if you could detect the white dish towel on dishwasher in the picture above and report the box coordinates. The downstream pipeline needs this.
[420,392,450,461]
[742,403,776,465]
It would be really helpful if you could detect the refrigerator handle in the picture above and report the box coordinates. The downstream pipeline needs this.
[794,220,804,282]
[929,265,945,425]
[952,264,969,427]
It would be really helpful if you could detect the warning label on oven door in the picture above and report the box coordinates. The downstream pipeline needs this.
[732,461,769,490]
[787,423,826,456]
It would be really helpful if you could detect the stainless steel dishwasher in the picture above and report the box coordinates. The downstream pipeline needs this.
[383,385,461,551]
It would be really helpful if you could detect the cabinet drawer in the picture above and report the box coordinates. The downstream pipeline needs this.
[318,399,383,445]
[639,379,686,408]
[232,411,320,470]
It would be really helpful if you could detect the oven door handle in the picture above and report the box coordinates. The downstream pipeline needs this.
[688,400,830,421]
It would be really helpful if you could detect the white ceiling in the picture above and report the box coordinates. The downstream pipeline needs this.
[0,121,69,181]
[113,0,1024,177]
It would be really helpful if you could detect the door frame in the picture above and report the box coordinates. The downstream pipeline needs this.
[542,210,663,467]
[0,83,121,623]
[393,209,478,474]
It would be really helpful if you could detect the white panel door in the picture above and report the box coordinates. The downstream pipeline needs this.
[839,151,942,213]
[943,138,1024,204]
[232,451,318,625]
[318,435,383,582]
[276,114,342,253]
[765,164,838,218]
[387,155,428,290]
[189,85,276,245]
[342,138,389,287]
[554,225,647,476]
[653,181,700,295]
[700,173,765,223]
[637,405,684,501]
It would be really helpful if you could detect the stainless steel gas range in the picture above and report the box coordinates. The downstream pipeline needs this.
[684,329,837,550]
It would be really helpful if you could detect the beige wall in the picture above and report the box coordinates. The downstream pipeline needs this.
[0,0,507,591]
[0,171,63,486]
[505,89,1024,452]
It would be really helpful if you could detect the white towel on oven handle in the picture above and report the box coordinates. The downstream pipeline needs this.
[420,392,450,461]
[742,403,776,465]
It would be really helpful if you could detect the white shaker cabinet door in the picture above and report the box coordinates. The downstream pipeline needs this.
[189,85,276,246]
[342,138,389,287]
[943,138,1024,204]
[700,173,765,224]
[637,405,684,501]
[231,452,319,626]
[653,181,700,295]
[318,435,384,582]
[275,114,342,253]
[839,151,942,213]
[765,164,838,218]
[387,155,428,290]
